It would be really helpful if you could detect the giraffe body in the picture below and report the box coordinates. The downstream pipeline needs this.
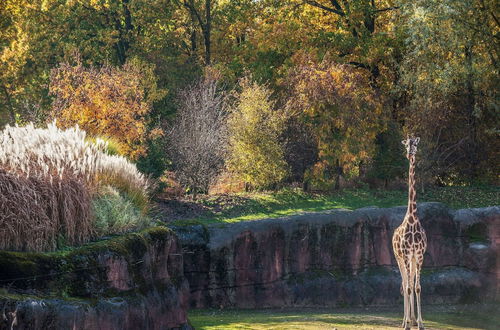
[392,137,427,330]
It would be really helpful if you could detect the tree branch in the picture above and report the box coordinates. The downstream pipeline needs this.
[183,0,206,33]
[329,0,344,13]
[303,0,344,16]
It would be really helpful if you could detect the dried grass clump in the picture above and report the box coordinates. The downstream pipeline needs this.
[0,169,92,251]
[0,122,148,190]
[0,122,149,251]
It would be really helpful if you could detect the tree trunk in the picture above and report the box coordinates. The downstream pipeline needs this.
[204,0,211,65]
[465,43,478,180]
[2,85,16,124]
[115,0,133,65]
[334,159,343,190]
[302,180,309,192]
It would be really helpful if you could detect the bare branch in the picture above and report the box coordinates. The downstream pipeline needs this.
[168,76,229,195]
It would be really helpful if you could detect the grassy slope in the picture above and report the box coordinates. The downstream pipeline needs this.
[189,304,500,330]
[170,186,499,226]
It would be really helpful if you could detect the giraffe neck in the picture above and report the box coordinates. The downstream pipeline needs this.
[407,154,417,217]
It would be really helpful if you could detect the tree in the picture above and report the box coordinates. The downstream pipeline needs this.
[286,58,386,189]
[367,122,406,188]
[226,77,288,189]
[168,73,228,196]
[177,0,218,64]
[397,0,499,183]
[0,0,177,124]
[299,0,401,83]
[49,56,165,159]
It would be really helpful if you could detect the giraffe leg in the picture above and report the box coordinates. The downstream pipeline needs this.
[402,278,409,329]
[403,258,413,330]
[396,258,408,328]
[396,258,405,296]
[415,262,425,330]
[409,256,417,326]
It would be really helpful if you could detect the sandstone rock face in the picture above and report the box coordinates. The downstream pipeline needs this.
[0,227,191,330]
[1,203,498,328]
[175,203,499,308]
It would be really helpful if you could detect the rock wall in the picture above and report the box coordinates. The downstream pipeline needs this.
[0,227,191,330]
[174,203,499,308]
[1,203,498,328]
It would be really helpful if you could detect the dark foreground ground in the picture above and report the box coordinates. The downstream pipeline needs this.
[189,304,499,329]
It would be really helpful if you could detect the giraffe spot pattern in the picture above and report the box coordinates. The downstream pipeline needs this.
[392,145,426,325]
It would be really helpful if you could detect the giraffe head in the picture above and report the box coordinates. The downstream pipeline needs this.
[402,136,420,158]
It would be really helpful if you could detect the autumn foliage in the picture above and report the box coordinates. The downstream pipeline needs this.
[226,77,288,188]
[0,0,497,198]
[287,59,385,178]
[49,57,165,159]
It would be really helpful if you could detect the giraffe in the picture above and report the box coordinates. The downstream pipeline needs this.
[392,136,427,330]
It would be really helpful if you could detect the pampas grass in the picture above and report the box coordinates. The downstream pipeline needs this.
[0,122,149,251]
[0,122,149,191]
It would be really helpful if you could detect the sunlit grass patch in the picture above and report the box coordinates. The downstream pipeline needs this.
[189,305,500,330]
[168,186,498,226]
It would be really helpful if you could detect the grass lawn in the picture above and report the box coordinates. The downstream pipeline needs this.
[167,186,499,226]
[189,304,499,329]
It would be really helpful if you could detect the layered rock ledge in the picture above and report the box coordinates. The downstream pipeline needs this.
[173,203,499,308]
[0,227,190,330]
[1,203,498,329]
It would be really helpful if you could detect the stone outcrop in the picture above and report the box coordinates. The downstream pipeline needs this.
[0,227,191,330]
[174,203,499,308]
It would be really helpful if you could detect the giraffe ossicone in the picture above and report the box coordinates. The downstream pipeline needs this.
[393,136,427,330]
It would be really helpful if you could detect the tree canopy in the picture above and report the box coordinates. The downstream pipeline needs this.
[1,0,498,190]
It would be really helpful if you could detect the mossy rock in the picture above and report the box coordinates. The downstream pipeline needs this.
[0,226,175,299]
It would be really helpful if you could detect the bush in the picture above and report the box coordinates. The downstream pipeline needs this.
[0,122,150,251]
[168,74,228,197]
[93,186,151,236]
[226,77,288,189]
[286,59,385,186]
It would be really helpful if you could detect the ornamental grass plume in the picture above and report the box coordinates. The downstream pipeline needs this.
[0,122,149,251]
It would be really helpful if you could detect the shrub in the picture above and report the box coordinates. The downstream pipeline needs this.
[0,122,149,251]
[226,77,288,189]
[168,74,228,197]
[93,186,151,236]
[286,59,385,187]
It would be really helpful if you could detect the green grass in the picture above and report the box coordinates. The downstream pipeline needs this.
[93,186,151,236]
[189,304,500,329]
[170,186,499,226]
